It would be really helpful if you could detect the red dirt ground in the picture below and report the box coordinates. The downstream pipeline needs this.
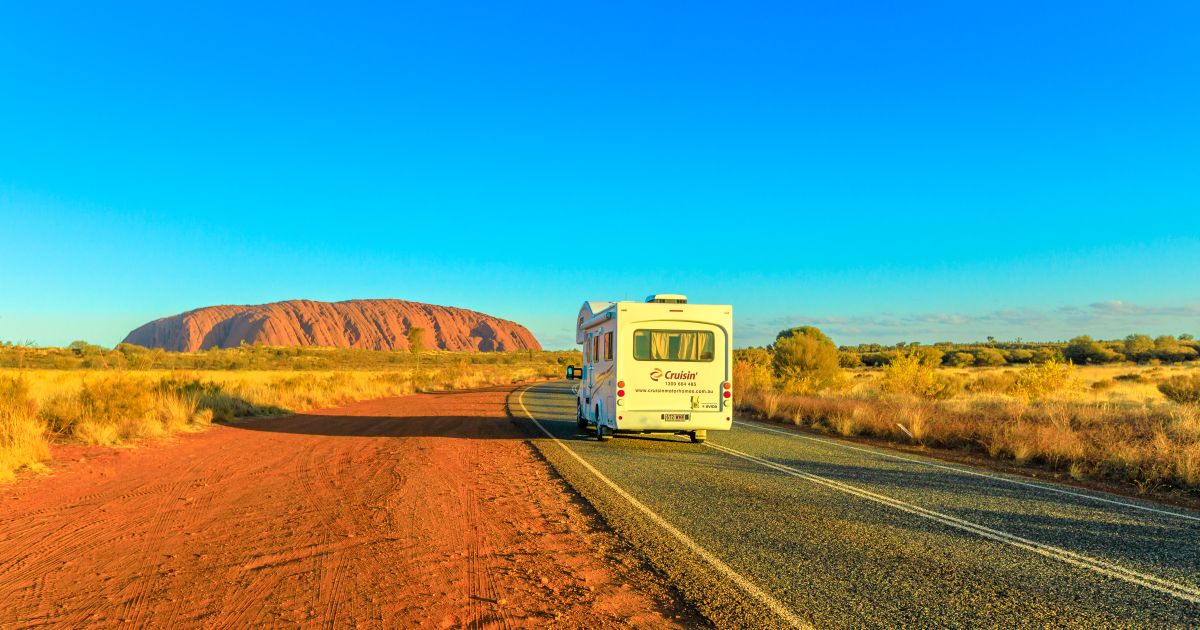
[0,386,688,628]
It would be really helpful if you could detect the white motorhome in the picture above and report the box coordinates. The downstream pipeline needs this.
[567,294,733,443]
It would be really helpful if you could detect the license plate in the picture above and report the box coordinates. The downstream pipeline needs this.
[661,413,690,421]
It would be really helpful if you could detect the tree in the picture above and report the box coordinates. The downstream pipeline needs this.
[971,347,1007,366]
[908,346,944,367]
[771,327,842,394]
[1155,335,1198,362]
[1003,349,1034,364]
[407,327,426,368]
[1062,336,1120,364]
[838,351,864,368]
[734,347,772,368]
[944,351,975,367]
[1123,334,1155,363]
[1030,347,1062,364]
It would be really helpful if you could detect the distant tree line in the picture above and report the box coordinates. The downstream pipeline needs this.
[0,340,580,371]
[735,333,1198,370]
[833,334,1198,367]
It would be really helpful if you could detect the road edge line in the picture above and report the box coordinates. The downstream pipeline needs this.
[513,385,811,630]
[705,441,1200,605]
[738,421,1200,523]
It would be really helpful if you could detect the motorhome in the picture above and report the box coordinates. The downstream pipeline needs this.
[567,294,733,443]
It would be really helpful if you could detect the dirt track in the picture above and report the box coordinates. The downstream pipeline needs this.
[0,386,687,628]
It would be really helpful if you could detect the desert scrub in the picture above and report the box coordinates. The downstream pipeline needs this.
[1010,359,1072,401]
[880,353,960,400]
[734,359,1200,494]
[1159,374,1200,405]
[38,375,211,445]
[0,377,50,481]
[0,359,555,483]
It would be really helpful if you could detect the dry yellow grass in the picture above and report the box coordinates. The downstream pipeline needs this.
[737,363,1200,494]
[0,377,51,482]
[0,361,559,482]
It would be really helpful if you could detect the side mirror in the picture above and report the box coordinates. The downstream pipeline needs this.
[566,366,582,380]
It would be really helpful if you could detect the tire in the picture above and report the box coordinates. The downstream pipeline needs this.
[689,430,706,444]
[576,402,588,430]
[596,405,612,441]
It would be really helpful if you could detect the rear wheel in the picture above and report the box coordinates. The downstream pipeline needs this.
[595,405,612,441]
[689,430,707,444]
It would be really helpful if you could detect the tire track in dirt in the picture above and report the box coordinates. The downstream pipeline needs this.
[0,386,697,628]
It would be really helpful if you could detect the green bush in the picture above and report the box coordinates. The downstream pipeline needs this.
[1003,349,1035,364]
[944,351,975,367]
[771,327,843,394]
[1030,347,1062,364]
[881,352,961,399]
[734,347,773,368]
[1011,359,1071,400]
[971,347,1007,366]
[1124,334,1156,363]
[1159,375,1200,405]
[838,351,864,368]
[1062,336,1122,364]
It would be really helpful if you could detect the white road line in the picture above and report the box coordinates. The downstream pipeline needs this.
[514,387,810,630]
[738,421,1200,523]
[705,441,1200,605]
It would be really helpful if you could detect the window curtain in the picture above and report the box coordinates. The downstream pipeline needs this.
[677,332,697,360]
[650,332,671,359]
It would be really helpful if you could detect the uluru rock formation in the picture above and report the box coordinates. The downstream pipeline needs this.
[122,299,542,352]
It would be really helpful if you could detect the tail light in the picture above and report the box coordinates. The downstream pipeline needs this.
[617,389,625,397]
[722,382,731,398]
[617,380,625,388]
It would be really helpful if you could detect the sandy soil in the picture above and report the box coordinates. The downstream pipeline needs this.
[0,386,689,628]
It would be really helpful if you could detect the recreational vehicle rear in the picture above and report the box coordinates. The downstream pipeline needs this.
[568,294,733,443]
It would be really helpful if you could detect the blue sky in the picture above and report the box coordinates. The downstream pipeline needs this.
[2,1,1198,350]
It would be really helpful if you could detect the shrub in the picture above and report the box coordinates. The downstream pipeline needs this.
[908,346,944,368]
[733,360,774,397]
[1154,336,1199,362]
[1004,349,1035,364]
[1160,375,1200,405]
[881,352,961,399]
[1011,359,1071,400]
[838,351,864,368]
[860,352,892,367]
[944,351,975,367]
[734,347,773,368]
[1031,348,1063,364]
[971,347,1007,366]
[772,327,843,394]
[965,371,1018,394]
[1124,334,1156,363]
[0,377,50,481]
[1063,336,1122,364]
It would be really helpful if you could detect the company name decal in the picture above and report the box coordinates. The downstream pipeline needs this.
[649,369,697,382]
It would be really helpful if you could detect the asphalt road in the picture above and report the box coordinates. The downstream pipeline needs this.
[511,380,1200,629]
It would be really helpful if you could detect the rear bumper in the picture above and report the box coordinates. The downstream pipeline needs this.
[614,411,731,432]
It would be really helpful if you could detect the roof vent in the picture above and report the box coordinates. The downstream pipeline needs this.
[646,294,688,304]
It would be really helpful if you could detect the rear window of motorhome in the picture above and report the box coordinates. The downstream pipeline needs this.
[633,330,714,362]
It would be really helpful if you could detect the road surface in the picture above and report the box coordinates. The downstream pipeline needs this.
[512,380,1200,629]
[0,386,694,628]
